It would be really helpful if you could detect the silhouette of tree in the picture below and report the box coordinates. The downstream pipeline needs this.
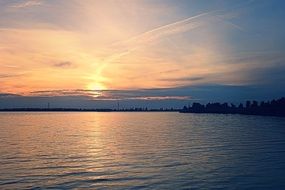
[181,97,285,117]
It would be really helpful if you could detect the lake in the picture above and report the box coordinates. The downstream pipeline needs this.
[0,112,285,189]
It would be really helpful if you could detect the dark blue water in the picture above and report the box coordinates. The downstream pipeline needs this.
[0,112,285,189]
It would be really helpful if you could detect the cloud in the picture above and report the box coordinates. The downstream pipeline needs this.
[1,0,284,97]
[2,65,20,68]
[127,96,190,101]
[95,9,246,82]
[53,61,74,68]
[0,73,25,79]
[29,89,101,98]
[0,93,20,97]
[2,84,285,109]
[28,88,193,101]
[92,10,224,83]
[9,0,42,9]
[160,77,205,82]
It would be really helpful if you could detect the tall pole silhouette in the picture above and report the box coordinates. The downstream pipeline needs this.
[117,100,120,111]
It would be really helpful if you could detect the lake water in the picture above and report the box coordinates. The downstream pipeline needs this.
[0,112,285,189]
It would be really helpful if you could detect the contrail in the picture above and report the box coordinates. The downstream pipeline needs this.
[103,10,220,62]
[95,8,247,82]
[111,10,220,49]
[214,15,245,32]
[95,10,219,78]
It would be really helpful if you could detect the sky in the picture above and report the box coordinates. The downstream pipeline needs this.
[0,0,285,109]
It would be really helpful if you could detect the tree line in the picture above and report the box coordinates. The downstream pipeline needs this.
[181,97,285,117]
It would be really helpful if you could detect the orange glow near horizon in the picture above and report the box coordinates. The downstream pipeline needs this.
[0,0,263,96]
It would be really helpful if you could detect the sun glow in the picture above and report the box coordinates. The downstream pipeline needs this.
[87,83,107,91]
[1,0,277,98]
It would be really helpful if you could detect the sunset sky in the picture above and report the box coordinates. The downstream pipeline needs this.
[1,0,285,108]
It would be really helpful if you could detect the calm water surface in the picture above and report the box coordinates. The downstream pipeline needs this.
[0,112,285,189]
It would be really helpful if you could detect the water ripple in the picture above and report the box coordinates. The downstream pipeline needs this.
[1,112,285,189]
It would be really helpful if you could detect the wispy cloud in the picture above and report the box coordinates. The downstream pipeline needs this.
[29,88,192,101]
[2,65,20,68]
[0,73,25,79]
[9,0,42,9]
[96,11,221,77]
[1,0,284,99]
[97,8,246,82]
[53,61,74,68]
[0,93,20,97]
[160,77,205,82]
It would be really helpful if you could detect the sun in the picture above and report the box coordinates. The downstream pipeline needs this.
[87,83,107,91]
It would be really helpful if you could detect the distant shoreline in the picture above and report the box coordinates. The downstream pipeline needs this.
[1,97,285,117]
[1,108,285,118]
[0,108,179,112]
